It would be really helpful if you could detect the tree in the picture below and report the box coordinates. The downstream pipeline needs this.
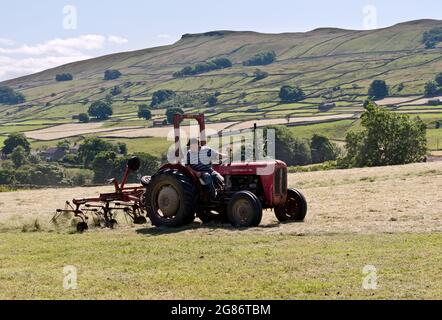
[10,146,27,168]
[342,103,427,168]
[207,95,218,107]
[310,134,337,164]
[78,113,90,123]
[243,51,276,66]
[55,73,73,82]
[0,86,25,105]
[114,153,160,183]
[151,90,176,107]
[265,126,312,166]
[88,101,113,120]
[166,107,184,124]
[424,81,439,97]
[104,69,122,80]
[435,73,442,86]
[57,140,71,152]
[92,151,118,183]
[2,133,30,155]
[423,27,442,49]
[27,163,66,186]
[279,85,305,103]
[116,142,128,155]
[137,104,152,120]
[0,170,15,185]
[110,86,122,96]
[173,57,232,77]
[368,80,389,100]
[78,137,118,167]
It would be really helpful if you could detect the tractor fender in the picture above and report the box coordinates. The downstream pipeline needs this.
[157,163,199,184]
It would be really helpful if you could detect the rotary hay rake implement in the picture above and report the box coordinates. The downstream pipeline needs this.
[52,157,149,232]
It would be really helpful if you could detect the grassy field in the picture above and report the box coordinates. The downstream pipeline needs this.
[0,161,442,299]
[1,232,441,299]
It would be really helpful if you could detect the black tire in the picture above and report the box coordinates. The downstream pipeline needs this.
[145,170,196,228]
[227,191,262,228]
[275,188,307,222]
[76,222,89,233]
[197,208,228,224]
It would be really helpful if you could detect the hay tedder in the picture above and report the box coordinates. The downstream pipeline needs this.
[53,157,148,232]
[54,113,307,232]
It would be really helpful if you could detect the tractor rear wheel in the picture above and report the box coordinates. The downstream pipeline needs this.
[227,191,262,228]
[275,188,307,222]
[145,170,196,228]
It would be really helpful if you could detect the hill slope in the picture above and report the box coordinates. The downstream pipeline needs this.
[1,19,442,142]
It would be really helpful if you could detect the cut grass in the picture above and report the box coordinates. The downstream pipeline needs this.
[0,232,441,299]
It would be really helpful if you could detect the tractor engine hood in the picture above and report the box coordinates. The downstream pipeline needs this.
[214,160,287,176]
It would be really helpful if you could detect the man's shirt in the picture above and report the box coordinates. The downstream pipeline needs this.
[186,146,220,172]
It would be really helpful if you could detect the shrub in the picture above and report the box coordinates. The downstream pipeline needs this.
[110,86,122,96]
[78,113,90,123]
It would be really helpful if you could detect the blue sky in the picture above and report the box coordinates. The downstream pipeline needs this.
[0,0,441,81]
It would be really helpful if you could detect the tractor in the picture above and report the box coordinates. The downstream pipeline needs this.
[141,114,307,228]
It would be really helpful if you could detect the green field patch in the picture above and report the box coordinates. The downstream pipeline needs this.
[103,137,170,157]
[288,119,357,140]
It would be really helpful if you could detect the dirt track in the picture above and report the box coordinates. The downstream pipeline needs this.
[1,161,441,235]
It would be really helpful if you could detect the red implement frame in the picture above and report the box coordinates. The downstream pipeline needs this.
[53,162,148,231]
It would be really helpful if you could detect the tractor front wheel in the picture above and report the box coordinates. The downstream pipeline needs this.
[227,191,262,228]
[145,170,196,228]
[275,188,307,222]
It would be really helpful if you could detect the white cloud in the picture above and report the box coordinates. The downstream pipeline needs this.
[108,35,128,45]
[0,38,15,46]
[0,55,92,81]
[157,34,172,39]
[0,35,106,56]
[0,34,129,81]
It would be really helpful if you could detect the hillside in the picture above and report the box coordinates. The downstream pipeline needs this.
[1,19,442,150]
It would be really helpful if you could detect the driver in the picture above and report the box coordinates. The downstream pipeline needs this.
[186,138,227,199]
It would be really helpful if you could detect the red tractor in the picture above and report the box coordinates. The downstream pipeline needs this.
[141,114,307,228]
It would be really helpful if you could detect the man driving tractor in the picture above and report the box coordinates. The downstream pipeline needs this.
[186,138,227,199]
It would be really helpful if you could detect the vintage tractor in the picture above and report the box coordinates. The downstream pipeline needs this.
[142,114,307,228]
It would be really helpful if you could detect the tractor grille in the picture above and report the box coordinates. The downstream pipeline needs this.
[274,168,287,196]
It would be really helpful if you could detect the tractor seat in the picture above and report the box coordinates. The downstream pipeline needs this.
[141,176,151,187]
